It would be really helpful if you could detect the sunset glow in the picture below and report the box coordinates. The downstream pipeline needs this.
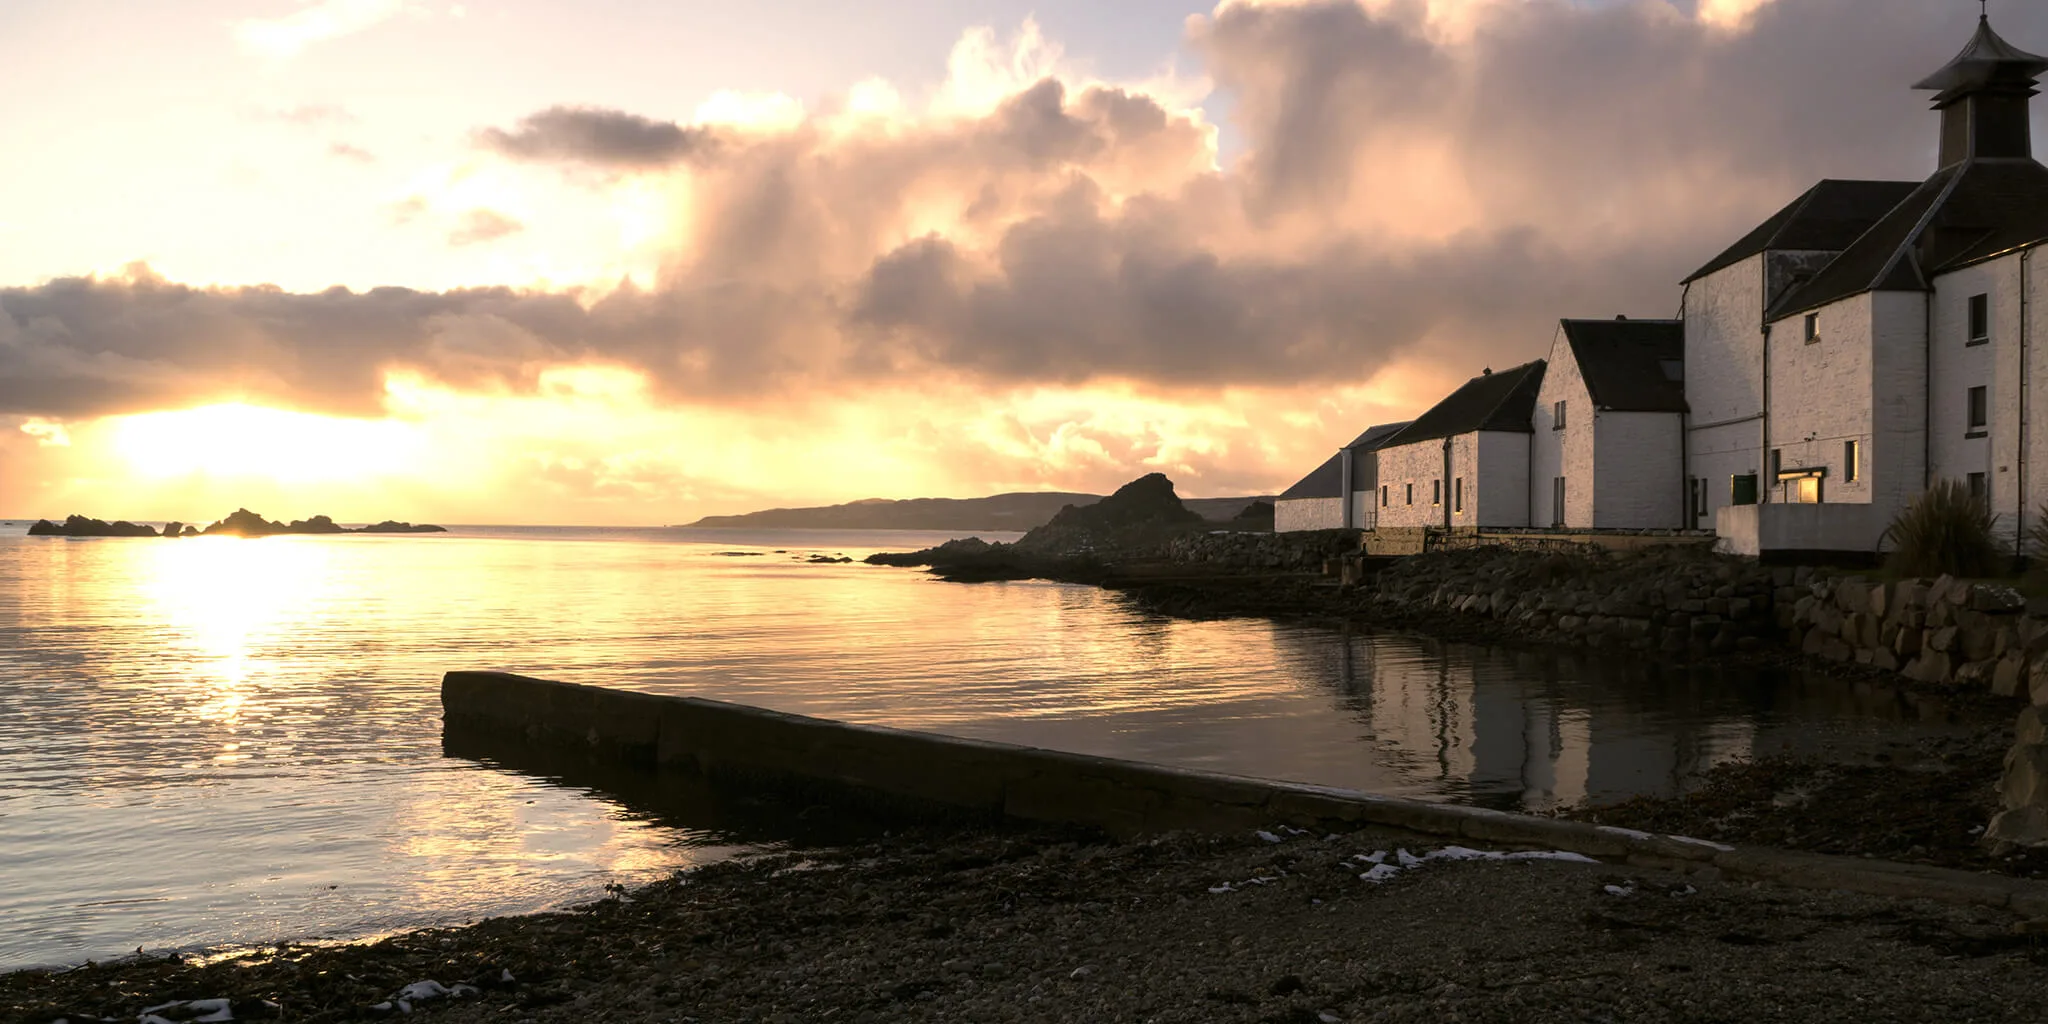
[0,0,2009,524]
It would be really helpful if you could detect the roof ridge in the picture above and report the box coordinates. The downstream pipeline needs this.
[1467,359,1544,430]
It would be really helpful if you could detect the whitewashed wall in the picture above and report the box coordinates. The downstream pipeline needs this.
[2021,252,2048,544]
[1374,438,1448,528]
[1275,497,1345,533]
[1531,329,1594,527]
[1684,256,1768,527]
[1349,489,1376,531]
[1474,431,1533,528]
[1932,256,2013,542]
[1765,292,1875,505]
[1869,290,1931,529]
[1591,412,1684,528]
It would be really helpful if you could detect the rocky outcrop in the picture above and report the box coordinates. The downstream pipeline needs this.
[1014,473,1207,557]
[202,510,448,536]
[26,516,159,537]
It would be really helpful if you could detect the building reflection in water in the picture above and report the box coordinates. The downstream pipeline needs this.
[1274,622,1954,811]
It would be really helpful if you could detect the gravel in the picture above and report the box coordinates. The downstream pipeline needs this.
[11,823,2048,1023]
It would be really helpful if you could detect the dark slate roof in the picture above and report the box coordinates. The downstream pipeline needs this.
[1768,158,2048,318]
[1343,421,1412,452]
[1559,319,1689,414]
[1278,452,1344,501]
[1380,360,1547,447]
[1683,180,1920,283]
[1915,16,2048,103]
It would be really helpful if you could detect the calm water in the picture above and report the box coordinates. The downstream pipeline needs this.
[0,525,1968,970]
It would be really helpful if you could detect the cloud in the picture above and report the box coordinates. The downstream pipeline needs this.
[250,103,359,126]
[446,208,526,246]
[233,1,417,60]
[475,106,718,171]
[328,141,378,163]
[12,0,2039,441]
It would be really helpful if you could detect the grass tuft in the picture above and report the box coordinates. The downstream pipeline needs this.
[1881,480,2004,578]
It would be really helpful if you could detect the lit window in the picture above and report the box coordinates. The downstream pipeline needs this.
[1969,293,1990,345]
[1844,439,1860,483]
[1968,386,1988,434]
[1794,476,1821,504]
[1803,312,1820,344]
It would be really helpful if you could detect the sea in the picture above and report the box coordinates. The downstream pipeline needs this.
[0,524,1972,970]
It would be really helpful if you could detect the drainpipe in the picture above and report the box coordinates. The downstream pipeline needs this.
[2022,248,2033,558]
[1759,257,1771,505]
[1339,445,1355,530]
[1442,436,1454,531]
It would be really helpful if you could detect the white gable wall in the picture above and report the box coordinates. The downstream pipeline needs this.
[1867,291,1931,524]
[1471,431,1533,528]
[1373,438,1447,528]
[1683,255,1767,529]
[1531,328,1595,527]
[1765,292,1875,505]
[1932,256,2012,543]
[1592,412,1684,528]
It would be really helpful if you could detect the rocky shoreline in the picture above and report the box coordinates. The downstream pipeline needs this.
[25,509,446,538]
[10,815,2048,1023]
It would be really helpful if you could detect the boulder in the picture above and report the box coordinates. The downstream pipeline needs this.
[1986,805,2048,848]
[1870,647,1900,672]
[1956,659,1995,687]
[1995,652,2029,698]
[2019,705,2048,747]
[2000,743,2048,811]
[1971,583,2027,613]
[1905,650,1954,685]
[1835,577,1871,614]
[1928,625,1960,653]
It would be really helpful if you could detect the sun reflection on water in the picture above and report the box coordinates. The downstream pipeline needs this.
[137,536,335,726]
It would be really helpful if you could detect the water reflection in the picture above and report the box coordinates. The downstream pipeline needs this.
[0,527,1976,971]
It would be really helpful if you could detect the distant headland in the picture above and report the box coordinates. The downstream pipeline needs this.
[681,490,1275,532]
[25,509,447,538]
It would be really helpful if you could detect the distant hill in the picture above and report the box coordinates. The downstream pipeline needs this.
[682,491,1275,531]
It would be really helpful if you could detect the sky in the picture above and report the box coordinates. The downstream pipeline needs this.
[2,0,2043,525]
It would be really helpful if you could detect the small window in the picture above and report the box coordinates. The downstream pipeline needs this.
[1844,439,1860,483]
[1732,474,1759,506]
[1969,472,1988,500]
[1969,293,1990,345]
[1803,312,1820,344]
[1405,483,1413,506]
[1454,477,1464,514]
[1551,477,1566,527]
[1769,449,1782,478]
[1380,485,1388,508]
[1432,479,1441,505]
[1553,400,1567,430]
[1968,385,1988,434]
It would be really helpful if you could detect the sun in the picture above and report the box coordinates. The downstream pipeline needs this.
[109,402,424,483]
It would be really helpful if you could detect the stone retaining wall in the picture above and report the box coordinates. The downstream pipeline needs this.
[1158,529,1357,573]
[440,670,2048,911]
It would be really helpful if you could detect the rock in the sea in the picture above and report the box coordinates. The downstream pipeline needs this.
[288,515,347,534]
[204,508,289,536]
[27,515,158,537]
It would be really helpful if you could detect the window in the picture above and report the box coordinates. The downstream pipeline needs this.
[1803,312,1820,344]
[1454,477,1464,514]
[1553,400,1567,430]
[1791,476,1821,504]
[1844,439,1860,483]
[1551,477,1566,527]
[1968,385,1988,436]
[1769,449,1782,479]
[1432,479,1441,505]
[1690,477,1705,521]
[1969,472,1988,500]
[1405,483,1413,506]
[1380,485,1388,508]
[1732,474,1759,506]
[1969,293,1990,345]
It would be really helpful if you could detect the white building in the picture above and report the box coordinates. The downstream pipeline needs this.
[1371,361,1545,530]
[1275,421,1410,532]
[1531,318,1688,529]
[1271,16,2048,558]
[1691,16,2048,556]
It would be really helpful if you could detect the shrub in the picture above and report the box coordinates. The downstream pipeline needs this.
[1882,480,2004,578]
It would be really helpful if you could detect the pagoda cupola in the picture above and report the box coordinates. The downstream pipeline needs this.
[1915,11,2048,167]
